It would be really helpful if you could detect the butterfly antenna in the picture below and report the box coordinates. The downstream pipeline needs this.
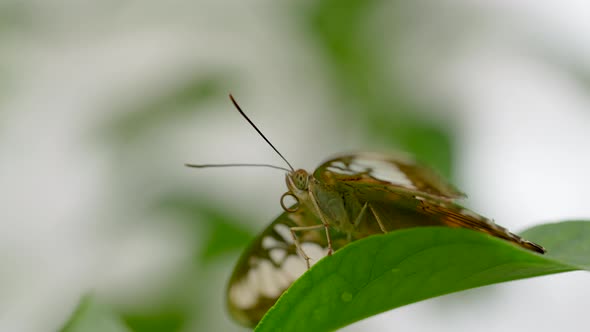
[185,163,291,172]
[229,94,295,172]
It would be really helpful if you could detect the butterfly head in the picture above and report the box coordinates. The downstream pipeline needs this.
[281,169,311,212]
[290,169,309,190]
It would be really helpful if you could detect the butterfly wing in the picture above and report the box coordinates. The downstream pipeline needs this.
[313,152,545,253]
[314,152,466,200]
[359,188,546,253]
[226,205,350,327]
[228,152,544,327]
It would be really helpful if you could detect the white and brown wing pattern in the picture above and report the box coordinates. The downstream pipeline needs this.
[226,206,349,327]
[314,152,465,200]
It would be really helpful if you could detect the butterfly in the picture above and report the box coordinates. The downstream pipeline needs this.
[187,95,546,327]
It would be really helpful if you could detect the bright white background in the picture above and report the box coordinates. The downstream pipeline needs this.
[1,1,589,331]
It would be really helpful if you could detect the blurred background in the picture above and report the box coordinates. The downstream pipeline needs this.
[1,0,590,331]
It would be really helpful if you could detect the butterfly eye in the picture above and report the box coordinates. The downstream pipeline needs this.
[292,169,309,190]
[280,192,300,212]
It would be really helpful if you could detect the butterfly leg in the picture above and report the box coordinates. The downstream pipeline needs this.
[352,203,387,233]
[353,202,369,227]
[323,223,333,256]
[307,191,334,256]
[368,204,388,233]
[290,224,325,269]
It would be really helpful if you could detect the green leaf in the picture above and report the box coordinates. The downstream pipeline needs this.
[60,295,131,332]
[520,221,590,269]
[255,221,590,332]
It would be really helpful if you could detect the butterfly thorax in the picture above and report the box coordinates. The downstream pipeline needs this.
[285,169,360,235]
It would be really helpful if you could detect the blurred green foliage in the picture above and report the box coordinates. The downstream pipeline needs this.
[122,309,186,332]
[102,73,231,144]
[302,0,455,177]
[153,192,254,263]
[43,0,589,331]
[61,296,131,332]
[0,2,32,34]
